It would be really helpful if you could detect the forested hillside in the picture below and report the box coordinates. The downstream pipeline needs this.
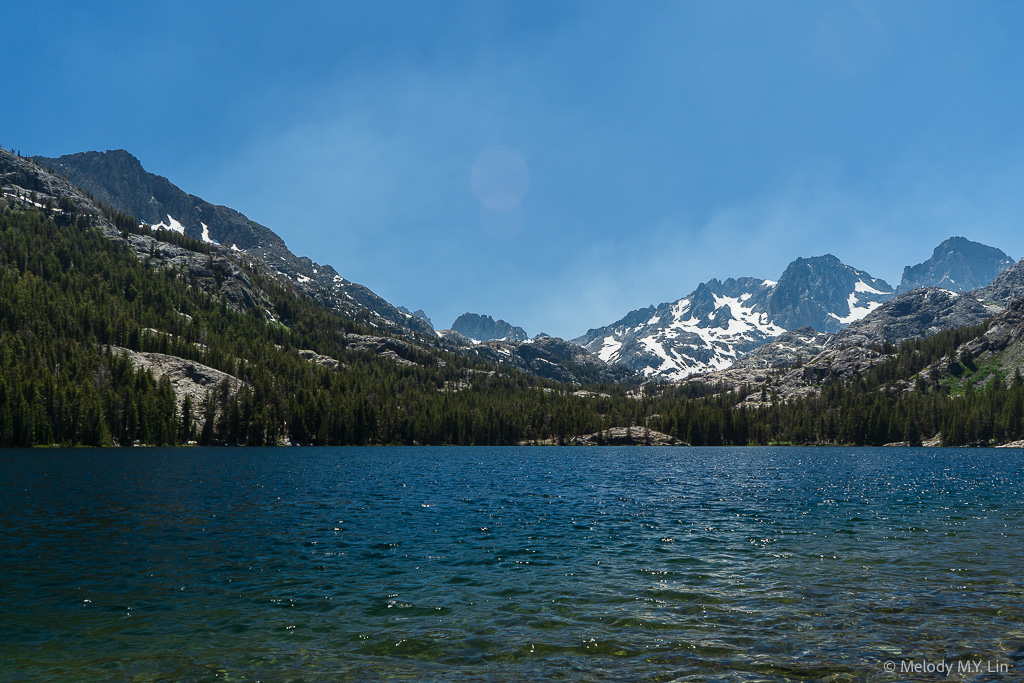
[649,323,1024,446]
[0,200,652,446]
[2,179,1024,447]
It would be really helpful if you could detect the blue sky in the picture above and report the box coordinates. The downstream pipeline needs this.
[5,1,1024,338]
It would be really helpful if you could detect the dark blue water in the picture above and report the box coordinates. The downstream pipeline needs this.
[1,447,1022,681]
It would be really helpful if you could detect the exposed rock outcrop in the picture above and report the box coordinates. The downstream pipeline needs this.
[127,233,270,312]
[343,334,422,367]
[112,347,244,412]
[468,336,638,385]
[687,343,892,405]
[730,327,831,370]
[829,288,993,348]
[297,349,342,370]
[976,258,1024,306]
[524,426,682,446]
[568,427,680,446]
[942,296,1024,383]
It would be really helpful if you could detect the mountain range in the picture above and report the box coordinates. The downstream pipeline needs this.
[6,144,1024,447]
[571,255,896,380]
[568,236,1014,381]
[21,148,1024,388]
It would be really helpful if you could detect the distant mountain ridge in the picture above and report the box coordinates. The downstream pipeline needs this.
[449,313,529,342]
[678,259,1024,416]
[896,236,1013,295]
[573,254,893,380]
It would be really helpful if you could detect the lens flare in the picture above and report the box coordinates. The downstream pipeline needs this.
[471,146,530,211]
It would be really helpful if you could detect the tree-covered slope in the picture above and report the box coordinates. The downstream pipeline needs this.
[4,147,1024,448]
[0,195,660,446]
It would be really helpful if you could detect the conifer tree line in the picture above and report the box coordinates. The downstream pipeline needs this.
[0,199,1022,448]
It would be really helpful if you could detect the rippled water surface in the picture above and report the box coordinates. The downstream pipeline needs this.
[2,447,1023,681]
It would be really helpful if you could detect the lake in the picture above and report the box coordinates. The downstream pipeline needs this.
[2,447,1022,681]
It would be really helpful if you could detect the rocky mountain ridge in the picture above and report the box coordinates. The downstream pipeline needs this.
[466,336,636,385]
[449,312,529,343]
[679,256,1024,407]
[896,236,1013,295]
[2,150,271,318]
[573,255,893,380]
[975,257,1024,305]
[33,150,435,338]
[577,237,1018,383]
[829,288,997,349]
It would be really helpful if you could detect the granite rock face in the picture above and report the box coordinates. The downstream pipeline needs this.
[765,255,893,334]
[955,297,1024,374]
[124,232,270,312]
[975,258,1024,306]
[2,151,109,221]
[690,344,892,405]
[35,150,290,253]
[343,334,423,367]
[111,347,244,415]
[829,288,994,348]
[467,336,638,385]
[730,327,831,370]
[565,427,680,446]
[896,236,1013,295]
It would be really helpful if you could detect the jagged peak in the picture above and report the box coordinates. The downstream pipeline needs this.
[451,312,528,343]
[897,236,1013,296]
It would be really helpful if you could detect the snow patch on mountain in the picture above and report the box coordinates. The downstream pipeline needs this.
[828,286,886,325]
[151,214,186,235]
[854,280,886,295]
[200,222,218,244]
[596,335,622,362]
